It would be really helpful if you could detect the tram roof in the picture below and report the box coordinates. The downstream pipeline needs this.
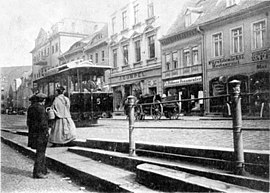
[34,60,111,82]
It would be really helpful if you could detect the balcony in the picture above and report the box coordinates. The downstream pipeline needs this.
[122,65,131,71]
[162,64,202,79]
[33,56,47,66]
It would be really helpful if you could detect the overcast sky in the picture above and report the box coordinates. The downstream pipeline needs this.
[0,0,128,68]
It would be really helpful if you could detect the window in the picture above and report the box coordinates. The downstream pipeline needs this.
[112,17,116,34]
[147,0,154,18]
[253,20,266,49]
[148,35,155,58]
[55,43,58,52]
[113,49,117,68]
[90,55,93,62]
[52,45,54,54]
[134,4,139,25]
[135,40,141,62]
[95,53,98,63]
[47,47,49,55]
[166,54,171,71]
[183,49,191,67]
[185,12,191,27]
[231,27,243,54]
[212,33,223,57]
[102,51,105,62]
[122,11,127,30]
[172,52,178,69]
[123,45,129,65]
[192,47,199,65]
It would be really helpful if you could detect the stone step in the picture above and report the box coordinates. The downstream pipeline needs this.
[68,146,269,192]
[136,163,260,192]
[0,133,160,193]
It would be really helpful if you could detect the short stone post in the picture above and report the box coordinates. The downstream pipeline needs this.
[128,95,136,156]
[229,80,245,175]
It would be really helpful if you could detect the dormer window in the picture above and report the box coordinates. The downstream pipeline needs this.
[226,0,240,7]
[184,7,202,27]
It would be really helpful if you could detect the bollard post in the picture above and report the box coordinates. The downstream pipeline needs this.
[229,80,246,175]
[128,95,136,156]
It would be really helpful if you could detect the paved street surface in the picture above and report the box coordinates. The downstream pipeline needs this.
[1,142,97,193]
[1,114,270,150]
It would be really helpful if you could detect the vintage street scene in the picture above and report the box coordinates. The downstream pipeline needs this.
[1,0,269,192]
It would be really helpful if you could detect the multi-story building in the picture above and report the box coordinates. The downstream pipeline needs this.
[58,23,110,91]
[30,18,105,94]
[160,0,270,116]
[160,0,204,115]
[108,0,180,112]
[200,0,270,116]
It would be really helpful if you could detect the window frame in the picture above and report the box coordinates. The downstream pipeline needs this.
[230,25,244,54]
[165,53,171,71]
[122,11,127,30]
[101,50,105,62]
[211,32,223,58]
[134,4,139,25]
[148,35,155,59]
[147,0,154,18]
[113,49,118,68]
[134,40,141,62]
[172,51,178,69]
[183,49,191,67]
[251,18,267,50]
[112,17,116,34]
[123,45,129,65]
[192,47,199,65]
[95,52,98,63]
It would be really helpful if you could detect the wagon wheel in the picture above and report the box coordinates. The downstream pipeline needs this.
[151,100,162,120]
[134,104,143,120]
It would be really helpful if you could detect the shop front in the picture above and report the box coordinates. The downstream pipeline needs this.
[110,67,162,112]
[207,59,269,117]
[163,75,203,115]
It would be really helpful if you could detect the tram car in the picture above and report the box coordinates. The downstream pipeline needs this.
[70,92,113,124]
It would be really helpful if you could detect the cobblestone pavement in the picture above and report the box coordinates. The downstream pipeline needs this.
[1,114,270,151]
[1,142,97,193]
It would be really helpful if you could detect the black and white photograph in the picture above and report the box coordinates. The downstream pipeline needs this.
[1,0,269,192]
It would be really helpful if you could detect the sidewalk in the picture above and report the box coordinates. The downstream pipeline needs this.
[1,130,159,192]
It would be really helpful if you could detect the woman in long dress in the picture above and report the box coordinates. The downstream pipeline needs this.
[49,86,76,146]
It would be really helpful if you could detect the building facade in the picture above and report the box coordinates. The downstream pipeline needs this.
[160,0,204,114]
[201,0,270,116]
[108,0,180,112]
[58,23,110,92]
[30,18,105,95]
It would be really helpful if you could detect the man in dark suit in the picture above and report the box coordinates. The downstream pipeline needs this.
[27,93,49,179]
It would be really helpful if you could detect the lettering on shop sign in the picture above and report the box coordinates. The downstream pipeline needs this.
[164,76,202,87]
[257,63,267,70]
[252,49,270,62]
[119,72,145,81]
[209,54,244,68]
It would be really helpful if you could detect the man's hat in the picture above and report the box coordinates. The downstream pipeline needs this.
[56,86,65,91]
[36,93,47,99]
[29,94,38,101]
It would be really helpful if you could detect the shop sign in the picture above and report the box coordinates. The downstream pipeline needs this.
[164,76,202,87]
[252,49,270,62]
[119,71,145,81]
[209,54,244,68]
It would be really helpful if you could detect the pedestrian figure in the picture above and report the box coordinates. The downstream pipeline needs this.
[49,86,76,147]
[26,93,49,179]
